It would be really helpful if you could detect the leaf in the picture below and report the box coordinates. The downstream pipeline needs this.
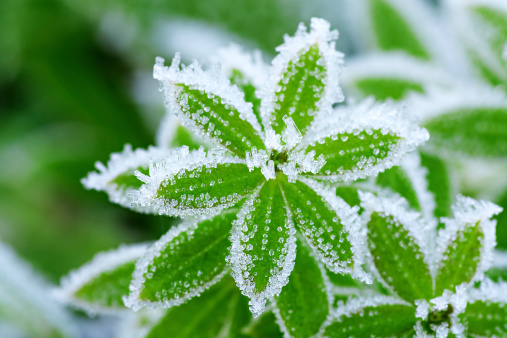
[212,44,268,130]
[154,55,265,157]
[280,176,369,281]
[0,241,77,338]
[274,239,330,338]
[260,18,343,136]
[156,114,206,151]
[228,180,297,317]
[342,54,451,101]
[435,196,502,296]
[300,99,429,182]
[335,185,361,211]
[461,279,507,338]
[376,166,421,212]
[419,151,452,221]
[243,310,284,338]
[320,296,416,337]
[361,193,433,302]
[142,278,251,338]
[408,85,507,157]
[81,145,179,212]
[495,188,507,249]
[125,211,236,311]
[132,149,264,216]
[55,243,148,315]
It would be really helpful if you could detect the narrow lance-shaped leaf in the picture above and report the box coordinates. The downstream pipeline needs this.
[320,296,417,337]
[156,114,207,151]
[260,18,343,136]
[81,145,180,212]
[419,151,452,222]
[280,176,370,282]
[212,44,268,129]
[228,180,297,317]
[299,100,429,182]
[274,239,330,338]
[376,166,422,212]
[132,148,264,216]
[434,196,501,296]
[55,243,148,315]
[124,211,237,311]
[460,279,507,338]
[154,55,265,157]
[244,310,284,338]
[361,193,434,302]
[140,278,251,338]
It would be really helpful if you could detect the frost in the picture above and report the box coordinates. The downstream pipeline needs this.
[124,218,226,311]
[430,283,468,315]
[259,18,344,131]
[302,98,429,182]
[435,195,502,282]
[415,299,430,320]
[281,116,302,150]
[131,147,248,216]
[81,144,177,211]
[468,277,507,304]
[228,185,297,317]
[55,243,148,315]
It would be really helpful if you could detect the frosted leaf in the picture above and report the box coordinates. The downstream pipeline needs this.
[260,18,344,136]
[281,177,371,283]
[131,148,264,216]
[300,98,429,183]
[434,195,502,294]
[415,299,430,321]
[153,55,264,157]
[124,212,236,311]
[81,144,180,212]
[273,239,330,338]
[342,52,452,101]
[408,85,507,157]
[0,241,77,338]
[54,243,148,315]
[228,182,297,317]
[320,295,416,337]
[156,113,207,150]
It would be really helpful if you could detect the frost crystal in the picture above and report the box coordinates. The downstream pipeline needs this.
[415,299,430,320]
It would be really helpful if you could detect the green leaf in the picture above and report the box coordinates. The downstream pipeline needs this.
[335,185,362,211]
[355,77,423,101]
[243,310,284,338]
[495,189,507,249]
[134,150,265,216]
[368,0,430,60]
[143,278,251,338]
[262,18,343,136]
[419,151,452,221]
[321,297,416,337]
[229,180,297,317]
[435,196,501,295]
[157,114,206,151]
[362,193,433,302]
[423,107,507,158]
[230,69,263,130]
[125,212,236,311]
[461,300,507,337]
[279,176,368,281]
[154,56,265,158]
[56,243,147,314]
[376,166,421,212]
[274,239,329,338]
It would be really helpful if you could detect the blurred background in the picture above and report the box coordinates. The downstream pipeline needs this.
[2,0,507,336]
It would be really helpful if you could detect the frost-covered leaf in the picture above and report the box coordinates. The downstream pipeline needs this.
[342,54,451,101]
[81,145,179,212]
[212,44,268,129]
[229,180,297,317]
[154,55,264,157]
[361,193,434,302]
[142,278,250,338]
[156,114,206,151]
[300,99,429,182]
[320,296,416,337]
[376,166,422,212]
[280,176,370,282]
[55,243,147,315]
[125,211,236,311]
[132,148,264,216]
[461,279,507,338]
[412,86,507,158]
[0,242,77,338]
[274,239,330,338]
[447,0,507,86]
[260,18,343,136]
[419,151,453,221]
[335,185,362,211]
[435,196,502,295]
